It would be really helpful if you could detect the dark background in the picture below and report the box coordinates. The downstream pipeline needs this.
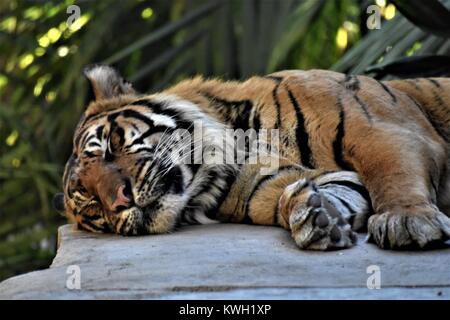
[1,0,449,281]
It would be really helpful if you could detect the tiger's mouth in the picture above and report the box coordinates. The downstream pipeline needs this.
[97,175,135,215]
[110,178,134,213]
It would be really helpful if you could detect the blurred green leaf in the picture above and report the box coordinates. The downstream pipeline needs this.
[391,0,450,38]
[366,55,450,78]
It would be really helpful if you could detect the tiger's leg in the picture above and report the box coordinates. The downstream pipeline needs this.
[277,171,371,250]
[350,132,450,249]
[220,165,370,250]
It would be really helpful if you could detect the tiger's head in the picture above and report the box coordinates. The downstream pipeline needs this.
[56,65,232,235]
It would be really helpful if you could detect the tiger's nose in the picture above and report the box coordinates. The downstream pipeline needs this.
[111,183,133,212]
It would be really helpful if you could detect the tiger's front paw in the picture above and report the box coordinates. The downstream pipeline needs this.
[113,207,143,236]
[280,179,357,251]
[368,205,450,249]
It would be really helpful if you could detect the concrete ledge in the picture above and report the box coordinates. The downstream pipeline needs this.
[0,224,449,299]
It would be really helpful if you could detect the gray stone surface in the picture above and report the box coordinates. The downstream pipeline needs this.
[0,224,449,299]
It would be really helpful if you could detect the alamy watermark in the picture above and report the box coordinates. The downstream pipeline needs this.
[66,265,81,290]
[366,265,381,289]
[367,5,382,30]
[66,5,81,27]
[163,120,280,175]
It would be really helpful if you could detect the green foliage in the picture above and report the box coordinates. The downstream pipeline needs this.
[391,0,450,37]
[333,0,450,76]
[0,0,449,281]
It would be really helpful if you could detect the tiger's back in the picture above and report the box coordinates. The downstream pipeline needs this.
[166,69,449,171]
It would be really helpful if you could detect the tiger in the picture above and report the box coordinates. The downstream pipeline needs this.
[53,64,450,251]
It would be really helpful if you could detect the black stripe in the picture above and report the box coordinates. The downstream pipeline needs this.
[326,192,356,214]
[252,108,261,130]
[200,93,249,109]
[432,87,449,111]
[332,97,353,170]
[82,219,105,232]
[342,75,372,121]
[120,109,155,128]
[118,218,128,235]
[244,165,304,222]
[160,165,184,194]
[88,142,101,148]
[77,222,88,231]
[244,174,276,224]
[426,78,441,88]
[266,75,283,128]
[272,84,281,128]
[183,170,230,222]
[236,100,253,130]
[113,126,126,147]
[107,109,156,152]
[320,180,371,210]
[132,126,171,145]
[138,160,158,192]
[186,162,201,176]
[106,120,118,153]
[104,149,115,162]
[183,171,226,223]
[134,157,150,182]
[406,94,428,119]
[264,75,283,83]
[80,96,137,126]
[291,179,319,199]
[83,112,104,124]
[353,94,372,121]
[427,89,450,143]
[287,88,314,168]
[406,94,450,144]
[81,212,103,221]
[126,147,156,155]
[83,150,97,158]
[204,172,236,220]
[132,99,194,132]
[95,125,104,140]
[199,93,253,130]
[378,81,397,103]
[430,87,450,120]
[273,197,280,225]
[79,129,92,149]
[188,171,220,202]
[105,107,176,147]
[82,99,136,124]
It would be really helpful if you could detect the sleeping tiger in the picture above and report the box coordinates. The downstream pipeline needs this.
[54,64,450,250]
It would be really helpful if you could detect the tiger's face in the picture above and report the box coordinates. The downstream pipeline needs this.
[60,65,194,235]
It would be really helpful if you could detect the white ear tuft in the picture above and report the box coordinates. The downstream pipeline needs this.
[83,64,135,100]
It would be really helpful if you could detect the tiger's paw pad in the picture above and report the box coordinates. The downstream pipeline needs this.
[287,183,357,251]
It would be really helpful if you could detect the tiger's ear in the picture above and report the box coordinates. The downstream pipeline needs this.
[83,64,135,101]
